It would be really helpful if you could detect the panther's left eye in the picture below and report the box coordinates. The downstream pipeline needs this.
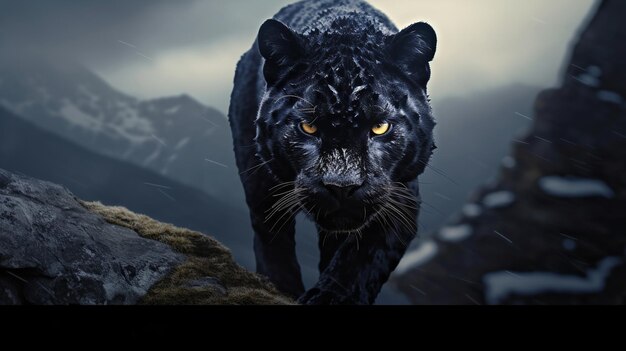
[371,122,391,136]
[300,122,318,135]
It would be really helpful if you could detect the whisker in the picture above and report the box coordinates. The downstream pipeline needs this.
[386,202,417,234]
[378,205,400,232]
[265,190,296,217]
[383,188,416,199]
[322,230,330,248]
[273,203,302,236]
[272,187,302,198]
[269,202,300,234]
[265,190,303,220]
[378,205,408,246]
[267,190,297,210]
[240,158,274,175]
[259,181,296,207]
[388,198,419,211]
[269,181,295,192]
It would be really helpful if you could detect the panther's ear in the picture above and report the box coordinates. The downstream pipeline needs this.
[387,22,437,86]
[258,19,304,85]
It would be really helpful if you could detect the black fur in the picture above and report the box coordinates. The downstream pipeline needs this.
[228,0,436,304]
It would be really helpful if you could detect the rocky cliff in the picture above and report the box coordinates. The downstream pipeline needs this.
[0,168,291,305]
[393,0,626,304]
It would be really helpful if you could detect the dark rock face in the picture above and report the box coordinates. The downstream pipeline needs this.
[0,169,184,305]
[393,0,626,304]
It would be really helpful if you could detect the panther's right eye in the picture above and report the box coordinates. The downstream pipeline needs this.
[300,122,318,135]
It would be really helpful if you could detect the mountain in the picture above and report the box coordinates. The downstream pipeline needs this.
[0,106,255,269]
[0,57,243,206]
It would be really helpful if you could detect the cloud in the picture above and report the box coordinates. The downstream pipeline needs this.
[0,1,184,60]
[94,0,596,112]
[0,0,598,112]
[372,0,598,100]
[0,0,290,64]
[96,37,251,110]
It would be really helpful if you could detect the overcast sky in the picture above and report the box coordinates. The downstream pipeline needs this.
[0,0,597,113]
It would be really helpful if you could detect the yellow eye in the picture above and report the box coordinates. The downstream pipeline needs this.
[300,122,318,135]
[371,122,391,136]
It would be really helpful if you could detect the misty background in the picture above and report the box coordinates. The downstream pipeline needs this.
[0,0,597,304]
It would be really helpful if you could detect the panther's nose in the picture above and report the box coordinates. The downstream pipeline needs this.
[324,183,362,200]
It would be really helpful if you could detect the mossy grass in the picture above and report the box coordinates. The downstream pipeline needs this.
[81,201,294,305]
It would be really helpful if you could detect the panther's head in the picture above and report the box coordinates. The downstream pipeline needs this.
[255,18,437,234]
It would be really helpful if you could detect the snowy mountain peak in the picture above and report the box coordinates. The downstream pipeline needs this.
[0,58,237,201]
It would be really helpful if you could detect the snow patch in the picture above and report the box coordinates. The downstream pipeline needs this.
[118,104,153,133]
[109,124,152,143]
[395,241,438,275]
[484,257,622,304]
[439,225,473,243]
[483,191,515,209]
[597,90,623,104]
[539,176,614,198]
[164,105,181,115]
[462,204,482,218]
[110,103,154,143]
[59,100,102,131]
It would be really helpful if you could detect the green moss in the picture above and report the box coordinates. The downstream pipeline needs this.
[81,201,294,305]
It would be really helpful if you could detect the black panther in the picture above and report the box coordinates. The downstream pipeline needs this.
[228,0,436,304]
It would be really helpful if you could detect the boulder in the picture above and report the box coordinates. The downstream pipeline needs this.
[0,168,291,305]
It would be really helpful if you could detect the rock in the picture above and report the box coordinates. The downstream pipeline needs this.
[0,168,293,305]
[392,0,626,305]
[0,168,185,304]
[82,201,294,305]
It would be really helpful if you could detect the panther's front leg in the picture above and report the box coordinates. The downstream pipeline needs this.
[242,173,305,299]
[300,206,418,305]
[251,207,305,299]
